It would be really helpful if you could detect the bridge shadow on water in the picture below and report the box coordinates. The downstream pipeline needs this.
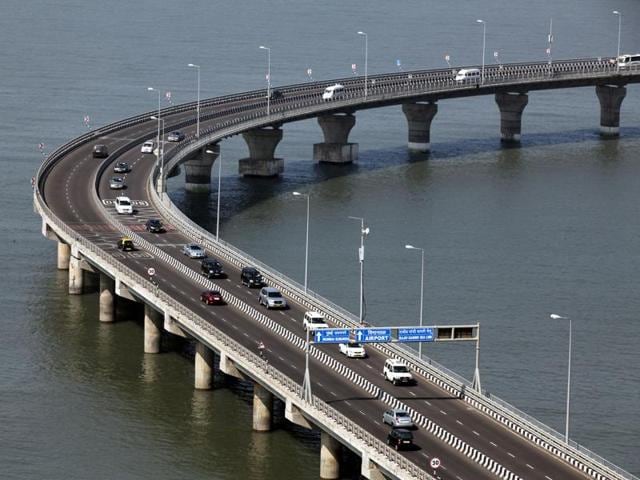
[170,126,640,233]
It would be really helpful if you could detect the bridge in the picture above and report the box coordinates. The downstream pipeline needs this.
[35,58,639,480]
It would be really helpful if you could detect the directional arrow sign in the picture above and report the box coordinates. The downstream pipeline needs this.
[397,327,434,343]
[313,328,350,344]
[354,328,391,343]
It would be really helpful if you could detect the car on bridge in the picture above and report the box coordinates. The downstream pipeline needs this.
[454,68,480,84]
[141,140,155,154]
[114,196,133,215]
[322,84,344,100]
[338,341,366,358]
[109,176,126,190]
[383,408,415,429]
[383,359,414,386]
[241,266,263,287]
[200,290,224,305]
[303,311,329,331]
[144,218,164,233]
[182,243,206,259]
[113,162,130,173]
[258,287,287,309]
[92,144,109,158]
[167,131,185,142]
[201,259,224,278]
[267,89,283,100]
[116,236,134,251]
[386,428,414,451]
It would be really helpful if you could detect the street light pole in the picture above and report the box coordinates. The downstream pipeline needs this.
[150,116,165,195]
[348,216,369,325]
[357,31,368,98]
[550,313,572,444]
[476,19,486,84]
[613,11,622,72]
[206,147,223,241]
[259,45,271,115]
[147,86,161,167]
[302,327,312,402]
[187,63,201,138]
[405,245,425,358]
[293,192,310,293]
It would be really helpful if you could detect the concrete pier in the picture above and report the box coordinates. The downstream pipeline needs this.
[194,342,214,390]
[402,102,438,152]
[239,127,284,176]
[495,92,529,143]
[596,84,627,137]
[184,145,218,193]
[57,242,70,270]
[99,274,115,323]
[320,431,341,479]
[144,305,163,354]
[68,247,83,295]
[252,382,273,431]
[313,114,358,164]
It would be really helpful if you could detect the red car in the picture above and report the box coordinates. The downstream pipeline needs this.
[200,290,224,305]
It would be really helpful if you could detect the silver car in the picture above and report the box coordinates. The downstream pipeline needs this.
[182,243,206,259]
[382,408,415,429]
[258,287,287,309]
[109,176,125,189]
[167,130,185,142]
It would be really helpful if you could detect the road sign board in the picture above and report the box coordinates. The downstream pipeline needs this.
[313,329,350,344]
[430,457,441,469]
[147,267,156,277]
[397,327,434,343]
[353,328,391,343]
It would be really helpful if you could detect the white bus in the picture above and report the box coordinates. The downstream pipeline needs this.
[617,54,640,69]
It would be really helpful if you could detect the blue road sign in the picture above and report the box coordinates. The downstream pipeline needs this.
[354,328,392,343]
[397,327,434,342]
[313,328,350,344]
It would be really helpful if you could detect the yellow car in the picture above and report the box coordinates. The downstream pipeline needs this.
[117,237,134,251]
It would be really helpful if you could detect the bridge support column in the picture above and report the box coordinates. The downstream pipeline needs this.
[195,342,214,390]
[99,274,115,323]
[252,382,273,431]
[320,431,341,479]
[68,246,83,295]
[402,102,438,152]
[313,114,358,163]
[596,84,627,137]
[184,145,218,193]
[239,127,284,177]
[57,242,70,270]
[495,92,528,143]
[144,305,163,354]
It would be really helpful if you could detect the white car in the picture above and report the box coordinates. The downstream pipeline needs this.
[114,196,133,214]
[303,311,329,331]
[141,140,155,154]
[383,359,414,385]
[339,342,366,358]
[322,83,344,100]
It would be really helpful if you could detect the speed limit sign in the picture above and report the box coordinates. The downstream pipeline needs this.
[147,267,156,277]
[430,457,441,469]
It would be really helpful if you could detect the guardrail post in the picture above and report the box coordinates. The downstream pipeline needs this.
[495,91,529,143]
[313,113,358,164]
[195,341,214,390]
[320,431,341,479]
[144,304,163,353]
[402,102,438,153]
[99,274,115,323]
[596,84,627,137]
[252,382,273,431]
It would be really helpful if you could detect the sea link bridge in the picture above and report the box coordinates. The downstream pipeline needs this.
[36,58,639,480]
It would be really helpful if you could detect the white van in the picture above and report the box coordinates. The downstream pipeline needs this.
[454,68,481,84]
[617,54,640,69]
[303,311,329,331]
[322,84,344,100]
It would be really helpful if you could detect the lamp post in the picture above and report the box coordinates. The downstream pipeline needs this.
[476,19,486,84]
[550,313,572,444]
[259,45,271,115]
[348,216,369,325]
[206,148,223,241]
[613,11,622,72]
[147,87,161,165]
[357,31,368,98]
[293,192,310,293]
[405,244,425,358]
[187,63,201,138]
[150,116,165,195]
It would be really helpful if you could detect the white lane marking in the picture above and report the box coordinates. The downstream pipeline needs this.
[526,464,534,470]
[317,382,323,387]
[373,420,381,426]
[545,476,553,480]
[344,401,352,406]
[472,430,480,436]
[456,420,463,426]
[359,410,366,416]
[424,400,431,406]
[490,441,497,447]
[365,364,373,369]
[507,452,515,458]
[409,391,416,396]
[329,391,337,397]
[440,410,447,415]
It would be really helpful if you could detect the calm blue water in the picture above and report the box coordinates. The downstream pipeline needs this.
[1,0,639,478]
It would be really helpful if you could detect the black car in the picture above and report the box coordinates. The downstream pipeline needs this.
[268,89,283,100]
[145,219,164,233]
[241,266,263,287]
[92,144,108,158]
[386,429,414,451]
[113,162,130,173]
[201,259,224,278]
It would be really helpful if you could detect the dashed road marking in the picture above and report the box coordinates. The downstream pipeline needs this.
[507,452,515,458]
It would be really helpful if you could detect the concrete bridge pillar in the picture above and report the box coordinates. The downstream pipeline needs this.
[320,431,341,479]
[252,382,273,431]
[144,304,163,354]
[495,92,529,143]
[239,127,284,176]
[68,246,83,295]
[402,102,438,152]
[596,84,627,136]
[184,145,218,193]
[57,242,70,270]
[313,114,358,164]
[99,274,115,323]
[194,342,214,390]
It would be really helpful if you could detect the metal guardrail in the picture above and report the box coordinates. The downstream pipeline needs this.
[36,57,640,480]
